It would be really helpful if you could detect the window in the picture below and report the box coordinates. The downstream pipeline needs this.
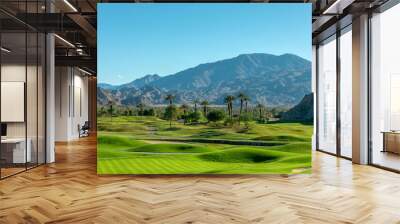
[339,27,352,158]
[0,2,46,179]
[370,3,400,171]
[317,35,337,154]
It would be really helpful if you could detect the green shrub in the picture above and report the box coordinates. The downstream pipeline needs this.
[187,111,202,123]
[143,108,155,116]
[163,105,178,121]
[239,113,252,122]
[224,118,236,126]
[207,110,225,122]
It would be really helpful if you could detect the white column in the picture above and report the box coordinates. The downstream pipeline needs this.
[352,14,369,164]
[55,67,74,141]
[46,32,55,163]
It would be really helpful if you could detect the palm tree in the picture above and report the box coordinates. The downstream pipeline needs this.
[244,95,250,113]
[200,100,209,116]
[165,94,175,105]
[164,105,177,128]
[193,99,199,113]
[180,104,189,124]
[237,92,247,125]
[180,104,189,115]
[256,103,264,121]
[224,95,235,119]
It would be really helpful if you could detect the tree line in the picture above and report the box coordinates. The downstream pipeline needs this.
[98,92,287,127]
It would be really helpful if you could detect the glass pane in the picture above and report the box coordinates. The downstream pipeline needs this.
[318,36,337,154]
[0,1,46,178]
[1,31,27,177]
[27,31,38,169]
[38,33,45,165]
[340,29,352,158]
[371,4,400,171]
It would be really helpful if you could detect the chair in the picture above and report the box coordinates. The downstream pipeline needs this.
[79,121,90,138]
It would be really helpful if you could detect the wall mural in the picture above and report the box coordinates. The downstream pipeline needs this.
[97,3,313,174]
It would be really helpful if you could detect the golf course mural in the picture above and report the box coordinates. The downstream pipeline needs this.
[97,3,312,174]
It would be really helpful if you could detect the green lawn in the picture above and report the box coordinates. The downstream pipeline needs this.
[97,116,313,174]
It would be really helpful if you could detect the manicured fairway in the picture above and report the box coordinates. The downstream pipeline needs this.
[97,116,312,174]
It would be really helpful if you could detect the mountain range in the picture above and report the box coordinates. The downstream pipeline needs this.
[98,53,311,108]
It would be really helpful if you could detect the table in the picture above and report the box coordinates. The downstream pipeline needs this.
[1,138,31,164]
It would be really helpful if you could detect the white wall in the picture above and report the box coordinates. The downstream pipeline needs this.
[71,72,89,138]
[1,65,26,140]
[55,67,89,141]
[1,63,46,164]
[1,65,39,137]
[55,67,70,141]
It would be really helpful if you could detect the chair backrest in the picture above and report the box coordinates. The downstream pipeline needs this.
[82,121,90,129]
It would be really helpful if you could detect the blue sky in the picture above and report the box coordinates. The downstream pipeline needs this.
[98,3,311,85]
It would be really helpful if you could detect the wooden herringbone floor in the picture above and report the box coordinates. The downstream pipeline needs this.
[1,136,400,224]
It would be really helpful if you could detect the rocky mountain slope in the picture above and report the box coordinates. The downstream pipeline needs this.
[98,53,311,107]
[281,93,313,122]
